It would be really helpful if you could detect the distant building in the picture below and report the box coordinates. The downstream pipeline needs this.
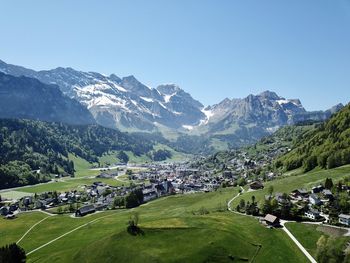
[312,185,324,194]
[291,189,309,198]
[249,181,264,190]
[263,214,279,226]
[143,189,157,202]
[75,205,95,217]
[339,214,350,226]
[305,209,321,220]
[309,194,322,206]
[322,189,333,200]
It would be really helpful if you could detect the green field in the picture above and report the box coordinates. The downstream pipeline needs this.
[0,190,33,200]
[14,177,128,194]
[68,153,100,178]
[4,165,350,262]
[98,144,189,166]
[232,165,350,208]
[0,187,307,263]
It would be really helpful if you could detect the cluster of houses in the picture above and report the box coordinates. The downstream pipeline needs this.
[289,184,350,226]
[257,182,350,228]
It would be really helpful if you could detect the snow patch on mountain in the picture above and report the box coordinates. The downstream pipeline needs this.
[164,93,176,103]
[140,96,154,102]
[182,125,194,130]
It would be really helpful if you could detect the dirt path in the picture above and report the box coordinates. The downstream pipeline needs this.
[17,215,53,245]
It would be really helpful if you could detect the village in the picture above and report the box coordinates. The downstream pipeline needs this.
[0,161,240,219]
[241,177,350,229]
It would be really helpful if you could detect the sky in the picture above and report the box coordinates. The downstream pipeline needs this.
[0,0,349,110]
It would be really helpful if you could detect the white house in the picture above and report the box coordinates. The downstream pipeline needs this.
[339,214,350,226]
[305,209,320,220]
[309,194,322,206]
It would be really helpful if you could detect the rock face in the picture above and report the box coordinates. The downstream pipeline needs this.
[192,91,343,146]
[0,60,205,131]
[0,72,95,125]
[0,59,343,148]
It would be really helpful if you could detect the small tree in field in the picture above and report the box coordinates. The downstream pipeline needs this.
[127,212,142,235]
[0,243,26,263]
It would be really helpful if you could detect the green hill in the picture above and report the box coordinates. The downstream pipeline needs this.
[276,103,350,172]
[0,187,307,263]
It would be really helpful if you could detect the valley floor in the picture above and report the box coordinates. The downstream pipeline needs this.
[2,165,350,262]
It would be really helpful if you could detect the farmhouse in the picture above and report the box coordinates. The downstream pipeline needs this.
[75,204,96,217]
[249,181,264,190]
[339,214,350,226]
[143,189,157,202]
[263,214,279,227]
[291,189,308,199]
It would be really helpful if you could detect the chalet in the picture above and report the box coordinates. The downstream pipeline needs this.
[322,189,333,200]
[309,194,322,206]
[249,181,264,190]
[143,189,157,202]
[264,214,279,226]
[35,198,54,209]
[339,214,350,226]
[95,203,108,211]
[312,185,324,194]
[75,204,95,217]
[305,209,321,220]
[291,189,309,199]
[0,206,9,216]
[23,196,33,206]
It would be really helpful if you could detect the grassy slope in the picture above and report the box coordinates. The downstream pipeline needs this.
[1,187,305,263]
[18,177,127,194]
[286,223,350,258]
[98,143,190,165]
[68,153,100,178]
[0,212,47,247]
[285,223,324,257]
[232,165,350,208]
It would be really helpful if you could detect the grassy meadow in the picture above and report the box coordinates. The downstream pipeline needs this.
[1,187,307,263]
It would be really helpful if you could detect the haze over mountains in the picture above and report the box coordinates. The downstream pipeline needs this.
[0,59,343,149]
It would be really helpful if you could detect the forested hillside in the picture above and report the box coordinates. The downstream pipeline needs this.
[276,103,350,172]
[192,122,315,171]
[0,119,154,189]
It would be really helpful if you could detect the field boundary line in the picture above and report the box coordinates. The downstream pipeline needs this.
[17,216,52,244]
[26,213,115,256]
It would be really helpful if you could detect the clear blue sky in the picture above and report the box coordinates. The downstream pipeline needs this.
[0,0,349,110]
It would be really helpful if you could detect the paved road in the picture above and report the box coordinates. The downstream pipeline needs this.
[227,187,317,263]
[281,220,317,263]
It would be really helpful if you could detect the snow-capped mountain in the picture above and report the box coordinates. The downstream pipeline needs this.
[199,91,306,130]
[0,60,205,131]
[189,91,343,146]
[0,59,343,150]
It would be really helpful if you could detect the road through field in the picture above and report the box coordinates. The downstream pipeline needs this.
[227,187,317,263]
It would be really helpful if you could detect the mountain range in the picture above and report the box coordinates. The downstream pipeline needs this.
[0,59,343,150]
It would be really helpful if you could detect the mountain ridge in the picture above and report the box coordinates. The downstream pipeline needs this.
[0,59,344,151]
